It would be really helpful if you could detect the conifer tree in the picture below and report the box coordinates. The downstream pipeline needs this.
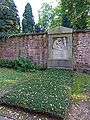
[22,3,35,33]
[0,0,20,38]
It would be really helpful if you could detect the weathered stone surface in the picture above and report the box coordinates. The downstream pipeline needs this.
[47,59,72,69]
[48,26,72,34]
[0,34,48,68]
[73,31,90,70]
[48,26,72,68]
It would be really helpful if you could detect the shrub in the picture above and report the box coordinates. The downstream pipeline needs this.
[0,57,39,72]
[14,57,37,72]
[0,59,15,68]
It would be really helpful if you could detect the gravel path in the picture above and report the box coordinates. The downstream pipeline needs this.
[0,105,61,120]
[0,116,13,120]
[67,100,90,120]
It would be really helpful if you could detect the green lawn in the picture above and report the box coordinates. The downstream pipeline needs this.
[0,68,73,118]
[72,72,90,100]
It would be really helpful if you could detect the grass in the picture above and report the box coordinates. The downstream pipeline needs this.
[0,68,73,118]
[72,72,90,101]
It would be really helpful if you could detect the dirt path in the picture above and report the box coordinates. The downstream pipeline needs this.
[66,81,90,120]
[67,100,90,120]
[0,105,61,120]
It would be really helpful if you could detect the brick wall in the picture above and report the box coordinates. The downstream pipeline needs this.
[0,31,90,69]
[0,33,48,68]
[73,31,90,70]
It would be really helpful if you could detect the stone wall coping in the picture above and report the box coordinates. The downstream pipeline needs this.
[48,26,73,34]
[73,30,90,33]
[7,32,48,38]
[48,32,73,35]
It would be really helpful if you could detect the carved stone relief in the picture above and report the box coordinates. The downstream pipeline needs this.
[52,37,68,59]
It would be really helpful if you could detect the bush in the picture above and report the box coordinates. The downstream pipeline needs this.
[0,57,39,72]
[0,59,15,68]
[0,32,8,40]
[14,57,39,72]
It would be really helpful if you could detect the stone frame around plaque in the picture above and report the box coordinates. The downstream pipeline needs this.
[47,26,73,69]
[48,34,72,60]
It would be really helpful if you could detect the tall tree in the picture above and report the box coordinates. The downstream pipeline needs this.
[22,3,35,33]
[60,0,89,29]
[50,4,62,28]
[38,2,61,32]
[35,24,42,33]
[72,0,89,29]
[38,3,53,32]
[60,0,71,28]
[0,0,20,38]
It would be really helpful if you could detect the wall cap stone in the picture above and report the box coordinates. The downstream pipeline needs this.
[7,32,48,38]
[73,30,90,33]
[48,26,73,34]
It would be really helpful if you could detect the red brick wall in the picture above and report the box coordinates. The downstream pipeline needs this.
[0,33,48,68]
[73,31,90,70]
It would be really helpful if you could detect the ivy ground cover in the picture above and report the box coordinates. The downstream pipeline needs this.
[0,68,73,118]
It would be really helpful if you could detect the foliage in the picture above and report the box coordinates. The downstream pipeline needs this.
[38,3,53,32]
[60,0,90,29]
[22,3,35,33]
[72,72,90,101]
[0,59,15,68]
[14,57,39,71]
[87,14,90,29]
[0,57,39,72]
[35,23,42,33]
[38,0,90,30]
[0,68,72,118]
[38,2,61,32]
[0,0,20,39]
[50,4,62,29]
[60,0,71,28]
[61,14,71,28]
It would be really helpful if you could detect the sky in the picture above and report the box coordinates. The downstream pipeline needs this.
[14,0,57,23]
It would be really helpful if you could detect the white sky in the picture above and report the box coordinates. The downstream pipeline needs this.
[14,0,57,23]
